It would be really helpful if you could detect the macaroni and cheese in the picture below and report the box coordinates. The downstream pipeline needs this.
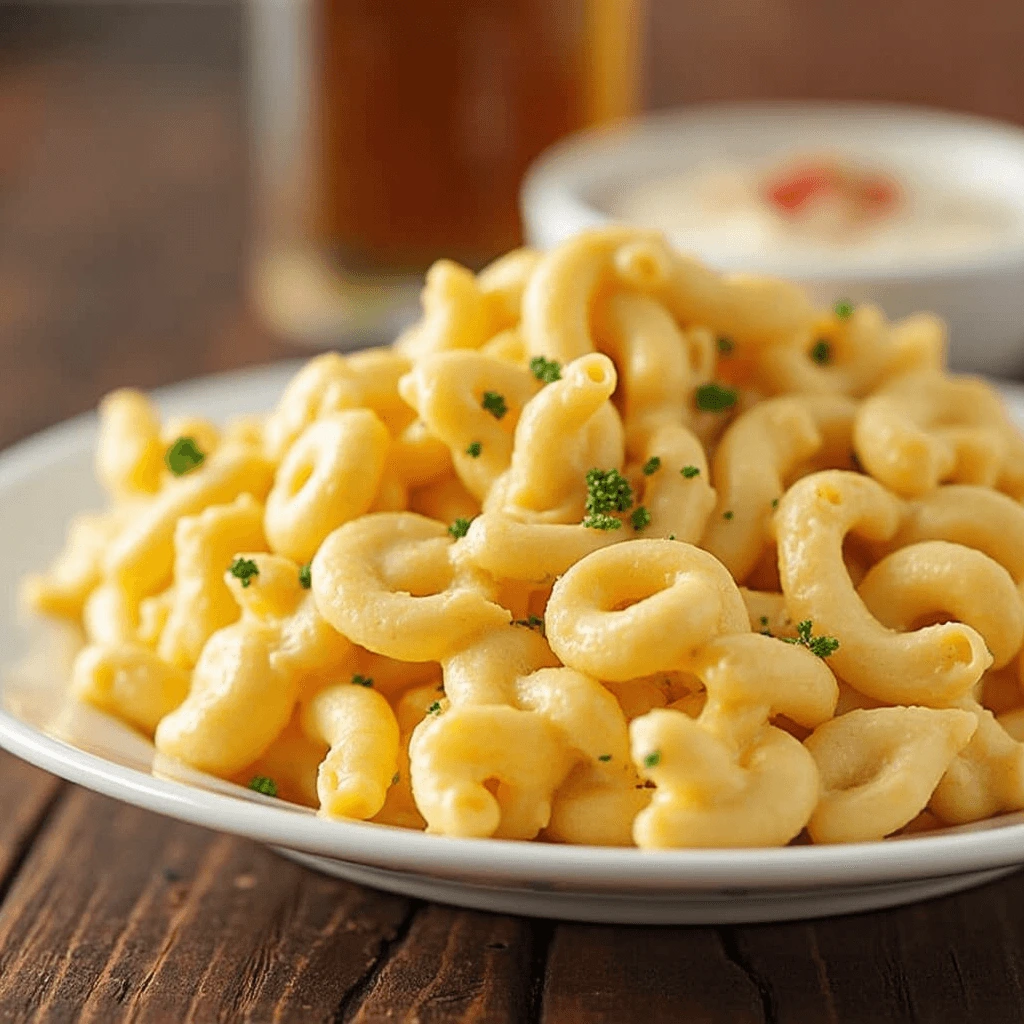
[25,226,1024,848]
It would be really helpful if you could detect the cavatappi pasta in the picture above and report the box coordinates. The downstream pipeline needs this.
[24,227,1024,848]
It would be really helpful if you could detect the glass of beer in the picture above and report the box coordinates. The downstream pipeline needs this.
[249,0,645,348]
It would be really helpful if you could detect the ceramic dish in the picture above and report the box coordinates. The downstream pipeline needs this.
[521,102,1024,374]
[3,361,1024,925]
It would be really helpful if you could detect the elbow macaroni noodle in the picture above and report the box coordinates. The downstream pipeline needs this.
[24,226,1024,848]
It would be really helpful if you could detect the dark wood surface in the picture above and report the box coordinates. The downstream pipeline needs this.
[4,5,1024,1022]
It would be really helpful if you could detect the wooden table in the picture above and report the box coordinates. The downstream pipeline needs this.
[3,6,1024,1022]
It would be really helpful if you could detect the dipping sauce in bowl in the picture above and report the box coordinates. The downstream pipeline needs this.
[611,153,1018,270]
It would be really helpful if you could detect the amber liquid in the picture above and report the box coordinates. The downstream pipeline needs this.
[314,0,642,274]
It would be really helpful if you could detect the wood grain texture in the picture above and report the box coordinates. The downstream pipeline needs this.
[347,905,542,1023]
[0,787,412,1024]
[0,751,64,897]
[540,924,765,1023]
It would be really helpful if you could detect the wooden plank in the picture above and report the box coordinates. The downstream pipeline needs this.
[347,904,539,1024]
[0,786,413,1023]
[725,872,1024,1023]
[0,751,64,893]
[540,923,765,1024]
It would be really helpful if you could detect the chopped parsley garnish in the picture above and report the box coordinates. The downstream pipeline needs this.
[585,468,633,514]
[759,615,769,627]
[630,506,652,532]
[391,772,400,785]
[642,750,661,769]
[695,382,738,412]
[529,356,562,383]
[810,339,832,365]
[598,754,612,762]
[642,456,662,476]
[583,512,622,531]
[448,517,473,539]
[723,510,734,521]
[833,299,854,320]
[668,533,676,540]
[771,497,779,510]
[229,556,259,588]
[680,465,700,479]
[351,674,374,687]
[582,467,633,530]
[465,441,482,458]
[512,614,545,633]
[782,619,840,659]
[717,336,735,355]
[298,563,312,589]
[481,391,508,419]
[165,436,205,476]
[248,776,277,797]
[427,701,442,715]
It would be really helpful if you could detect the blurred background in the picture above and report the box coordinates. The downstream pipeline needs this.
[3,0,1024,444]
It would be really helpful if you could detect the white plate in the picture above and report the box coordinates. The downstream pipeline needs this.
[3,361,1024,925]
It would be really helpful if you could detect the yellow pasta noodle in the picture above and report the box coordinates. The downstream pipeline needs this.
[546,540,748,681]
[805,707,977,843]
[776,471,991,704]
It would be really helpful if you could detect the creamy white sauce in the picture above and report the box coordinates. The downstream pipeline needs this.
[607,155,1020,269]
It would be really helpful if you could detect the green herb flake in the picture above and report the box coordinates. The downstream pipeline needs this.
[771,497,780,510]
[351,674,374,688]
[582,467,633,530]
[668,533,676,540]
[165,436,205,476]
[427,701,442,715]
[585,467,633,515]
[723,510,734,521]
[760,615,769,627]
[248,775,278,797]
[298,563,312,589]
[598,754,612,762]
[782,619,840,659]
[448,517,473,539]
[695,382,738,413]
[811,339,832,365]
[481,391,508,419]
[630,505,652,532]
[717,336,735,355]
[642,456,662,476]
[643,750,662,769]
[680,465,700,479]
[529,356,562,383]
[229,556,259,588]
[512,614,545,634]
[582,512,622,531]
[834,299,854,319]
[465,441,482,458]
[391,772,400,785]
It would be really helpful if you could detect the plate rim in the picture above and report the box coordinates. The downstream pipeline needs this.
[4,362,1024,893]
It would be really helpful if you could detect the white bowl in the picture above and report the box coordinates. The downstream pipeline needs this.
[521,101,1024,374]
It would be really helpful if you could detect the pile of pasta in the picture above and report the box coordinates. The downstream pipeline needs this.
[25,227,1024,848]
